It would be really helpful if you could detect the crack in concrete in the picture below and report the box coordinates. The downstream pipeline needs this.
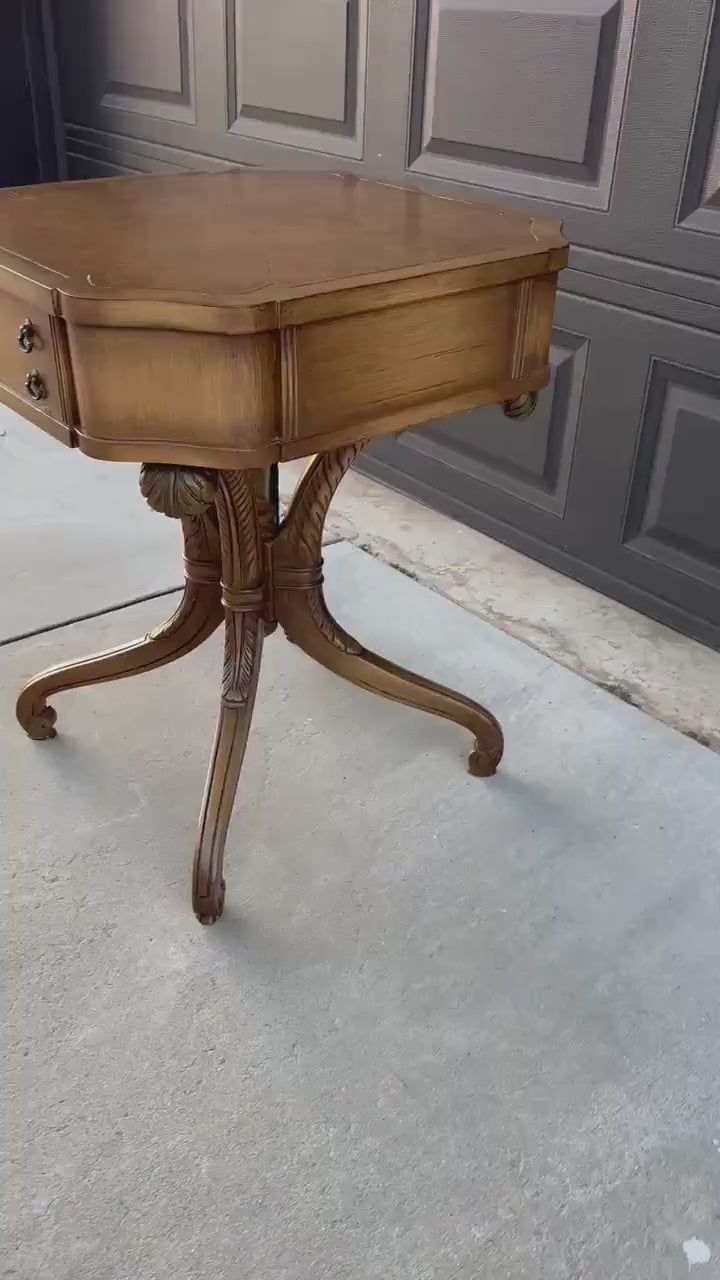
[0,586,183,649]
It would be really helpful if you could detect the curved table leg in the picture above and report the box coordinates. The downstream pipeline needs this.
[274,445,504,776]
[192,471,265,924]
[16,491,223,740]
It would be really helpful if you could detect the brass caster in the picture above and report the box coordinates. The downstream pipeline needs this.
[504,392,538,420]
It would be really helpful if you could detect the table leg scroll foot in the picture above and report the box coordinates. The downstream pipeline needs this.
[279,588,504,774]
[15,537,222,739]
[17,475,223,740]
[275,443,504,776]
[15,581,222,739]
[192,471,265,925]
[191,620,263,925]
[18,700,58,741]
[468,741,503,778]
[195,879,226,927]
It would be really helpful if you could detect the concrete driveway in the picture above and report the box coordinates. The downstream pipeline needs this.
[3,408,720,1280]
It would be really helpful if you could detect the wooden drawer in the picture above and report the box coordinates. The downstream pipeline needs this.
[60,271,559,467]
[66,323,278,467]
[0,290,75,444]
[280,273,559,460]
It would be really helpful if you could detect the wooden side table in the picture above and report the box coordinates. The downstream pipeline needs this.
[0,172,567,923]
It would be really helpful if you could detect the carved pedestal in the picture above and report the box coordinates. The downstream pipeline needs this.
[17,448,504,923]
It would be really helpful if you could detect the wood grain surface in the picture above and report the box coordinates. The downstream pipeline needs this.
[0,170,565,320]
[5,171,566,923]
[0,169,566,467]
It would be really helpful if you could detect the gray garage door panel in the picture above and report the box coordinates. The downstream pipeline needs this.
[51,0,720,647]
[369,321,589,548]
[363,284,720,649]
[374,0,720,280]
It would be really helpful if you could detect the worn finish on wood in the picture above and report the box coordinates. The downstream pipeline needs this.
[0,171,565,466]
[67,324,278,464]
[4,170,564,921]
[0,171,566,315]
[293,283,519,439]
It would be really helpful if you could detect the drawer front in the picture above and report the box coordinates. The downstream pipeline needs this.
[280,273,558,459]
[0,290,69,426]
[66,324,278,466]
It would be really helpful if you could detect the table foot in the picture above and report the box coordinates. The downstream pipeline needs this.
[280,587,504,772]
[468,743,503,778]
[16,499,222,739]
[192,620,263,924]
[20,701,58,741]
[192,471,265,925]
[195,879,225,926]
[275,445,504,774]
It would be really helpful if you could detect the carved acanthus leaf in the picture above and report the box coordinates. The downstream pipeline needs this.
[140,464,218,518]
[282,443,367,565]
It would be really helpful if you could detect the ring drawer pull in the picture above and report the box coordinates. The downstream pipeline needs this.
[18,319,35,353]
[24,368,46,401]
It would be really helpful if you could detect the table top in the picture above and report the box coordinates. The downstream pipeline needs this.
[0,170,566,469]
[0,170,565,315]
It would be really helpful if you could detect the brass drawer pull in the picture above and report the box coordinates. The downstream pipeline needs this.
[18,319,35,353]
[24,368,46,401]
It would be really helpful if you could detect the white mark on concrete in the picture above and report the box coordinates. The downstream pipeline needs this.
[712,1138,720,1149]
[683,1238,711,1268]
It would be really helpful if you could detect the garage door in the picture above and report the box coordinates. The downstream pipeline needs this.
[53,0,720,647]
